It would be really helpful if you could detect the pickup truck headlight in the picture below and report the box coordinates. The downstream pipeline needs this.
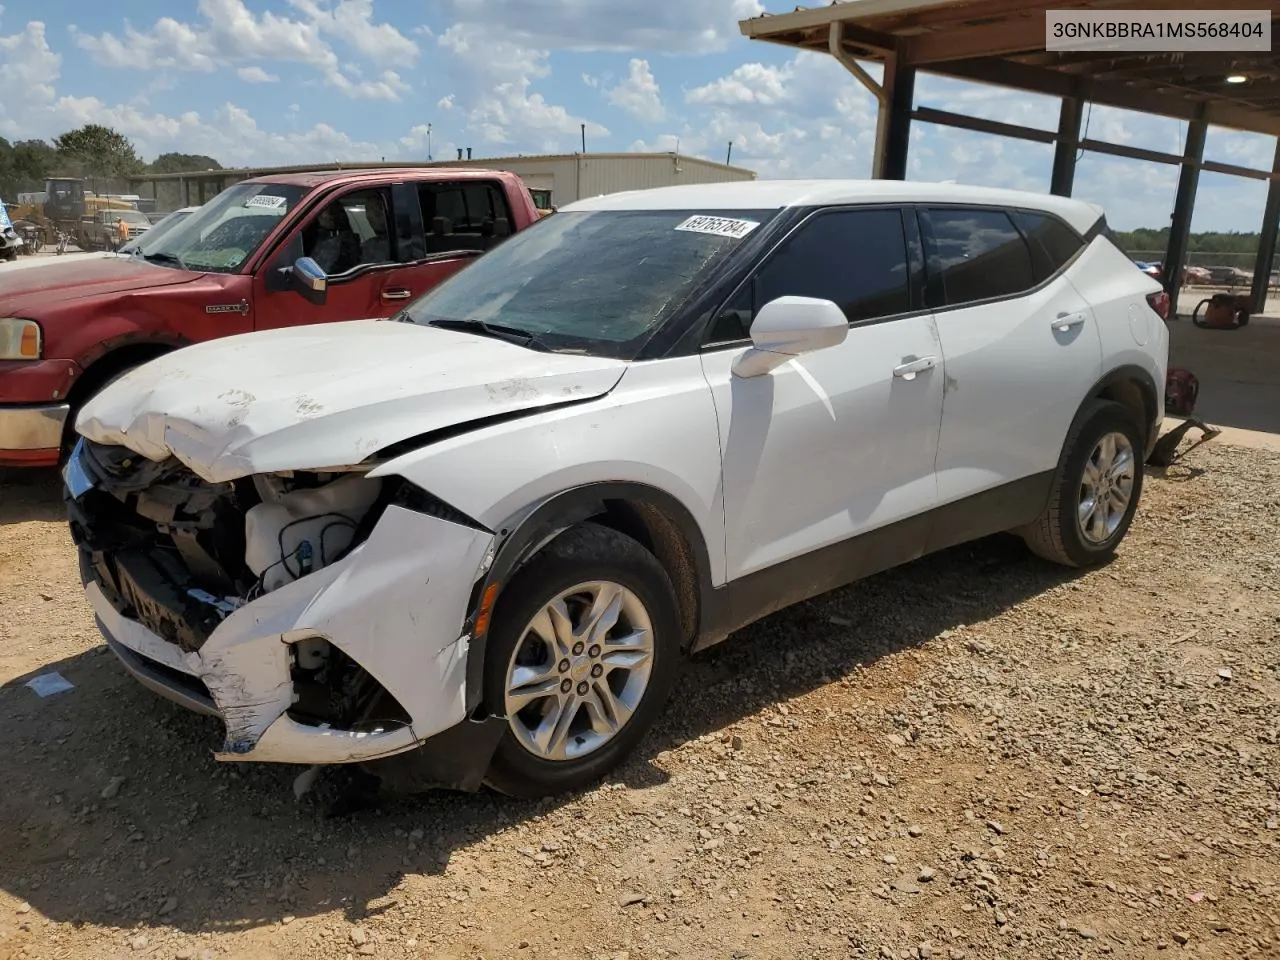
[0,318,42,360]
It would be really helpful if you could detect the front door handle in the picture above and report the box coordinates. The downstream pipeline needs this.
[1052,312,1087,332]
[381,287,412,301]
[893,356,938,381]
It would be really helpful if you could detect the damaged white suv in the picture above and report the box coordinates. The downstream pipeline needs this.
[66,180,1168,798]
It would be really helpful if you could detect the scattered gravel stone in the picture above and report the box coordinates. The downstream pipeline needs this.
[100,777,126,800]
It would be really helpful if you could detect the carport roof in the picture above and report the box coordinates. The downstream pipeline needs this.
[740,0,1280,136]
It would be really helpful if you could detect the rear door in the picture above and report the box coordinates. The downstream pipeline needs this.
[920,205,1101,507]
[410,177,518,287]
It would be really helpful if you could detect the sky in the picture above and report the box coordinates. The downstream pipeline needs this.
[0,0,1275,233]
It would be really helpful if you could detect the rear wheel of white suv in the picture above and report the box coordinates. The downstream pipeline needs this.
[482,523,682,798]
[1019,399,1145,567]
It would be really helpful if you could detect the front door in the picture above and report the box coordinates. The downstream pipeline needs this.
[252,183,424,330]
[918,206,1103,506]
[699,206,945,601]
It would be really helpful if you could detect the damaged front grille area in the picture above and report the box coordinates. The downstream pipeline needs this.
[68,442,254,652]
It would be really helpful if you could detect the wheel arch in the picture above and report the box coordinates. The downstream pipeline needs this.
[1086,365,1159,448]
[462,481,718,718]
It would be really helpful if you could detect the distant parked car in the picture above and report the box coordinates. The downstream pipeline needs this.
[1184,265,1211,285]
[1133,260,1160,278]
[1208,265,1252,287]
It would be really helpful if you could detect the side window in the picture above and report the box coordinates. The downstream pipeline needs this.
[708,208,912,343]
[417,180,514,255]
[922,208,1036,307]
[1011,210,1086,283]
[301,187,395,277]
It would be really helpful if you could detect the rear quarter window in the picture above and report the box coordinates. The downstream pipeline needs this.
[1011,210,1087,283]
[922,208,1037,307]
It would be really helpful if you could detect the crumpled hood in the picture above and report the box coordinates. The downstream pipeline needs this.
[76,319,628,483]
[0,256,201,312]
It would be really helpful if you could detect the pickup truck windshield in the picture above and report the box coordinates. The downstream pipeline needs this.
[131,182,308,273]
[404,208,777,359]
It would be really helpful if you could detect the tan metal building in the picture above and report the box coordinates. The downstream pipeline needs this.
[428,152,757,209]
[127,152,756,214]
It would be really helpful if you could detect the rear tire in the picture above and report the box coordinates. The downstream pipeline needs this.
[1018,399,1145,568]
[482,523,682,799]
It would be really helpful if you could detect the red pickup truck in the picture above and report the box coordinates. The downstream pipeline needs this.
[0,167,541,467]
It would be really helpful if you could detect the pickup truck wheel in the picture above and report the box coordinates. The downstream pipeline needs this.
[481,523,681,799]
[1018,399,1144,568]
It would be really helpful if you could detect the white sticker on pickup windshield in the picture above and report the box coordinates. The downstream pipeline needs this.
[674,215,760,239]
[245,194,287,209]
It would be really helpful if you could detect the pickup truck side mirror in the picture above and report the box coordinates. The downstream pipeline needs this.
[289,257,328,306]
[731,296,849,378]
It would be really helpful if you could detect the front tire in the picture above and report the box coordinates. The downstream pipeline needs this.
[1018,399,1145,567]
[482,523,682,799]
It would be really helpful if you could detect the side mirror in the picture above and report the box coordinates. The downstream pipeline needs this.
[289,256,328,306]
[731,296,848,378]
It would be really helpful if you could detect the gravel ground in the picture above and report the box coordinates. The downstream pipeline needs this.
[1,442,1278,960]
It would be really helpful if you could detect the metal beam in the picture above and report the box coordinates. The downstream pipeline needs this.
[881,50,917,179]
[911,106,1057,143]
[1051,97,1083,196]
[930,57,1280,137]
[1080,138,1185,167]
[1164,110,1207,309]
[1250,138,1280,313]
[829,23,891,178]
[905,15,1046,64]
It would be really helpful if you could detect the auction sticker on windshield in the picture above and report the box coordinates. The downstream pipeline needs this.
[675,215,760,239]
[245,194,287,209]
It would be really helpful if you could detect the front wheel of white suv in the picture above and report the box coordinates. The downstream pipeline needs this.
[482,523,683,798]
[1018,399,1146,568]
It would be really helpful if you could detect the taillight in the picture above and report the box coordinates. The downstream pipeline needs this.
[1147,291,1170,320]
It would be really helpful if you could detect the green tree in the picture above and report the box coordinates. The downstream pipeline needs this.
[148,152,222,174]
[53,124,143,182]
[0,137,58,200]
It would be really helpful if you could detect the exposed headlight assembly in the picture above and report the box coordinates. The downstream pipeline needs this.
[0,318,42,360]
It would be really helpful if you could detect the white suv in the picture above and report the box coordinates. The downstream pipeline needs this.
[65,180,1169,798]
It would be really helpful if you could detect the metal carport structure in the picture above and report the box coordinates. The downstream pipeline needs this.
[739,0,1280,314]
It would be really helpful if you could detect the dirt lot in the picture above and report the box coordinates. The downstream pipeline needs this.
[1,443,1278,960]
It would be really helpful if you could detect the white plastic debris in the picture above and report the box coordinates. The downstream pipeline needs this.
[25,672,75,698]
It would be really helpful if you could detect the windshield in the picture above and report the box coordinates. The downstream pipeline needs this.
[120,210,194,254]
[131,182,308,273]
[404,208,776,357]
[110,209,151,225]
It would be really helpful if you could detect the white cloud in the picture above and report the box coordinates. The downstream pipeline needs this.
[285,0,418,67]
[686,61,793,107]
[435,22,607,153]
[236,65,278,83]
[437,0,763,53]
[69,0,416,100]
[0,20,60,127]
[607,59,664,123]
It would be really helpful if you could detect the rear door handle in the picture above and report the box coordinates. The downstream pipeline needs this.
[1052,312,1087,332]
[892,356,938,380]
[381,287,412,301]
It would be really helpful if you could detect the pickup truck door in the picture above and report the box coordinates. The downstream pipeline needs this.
[253,180,511,330]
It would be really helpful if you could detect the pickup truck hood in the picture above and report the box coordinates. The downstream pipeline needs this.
[0,256,200,312]
[76,319,628,483]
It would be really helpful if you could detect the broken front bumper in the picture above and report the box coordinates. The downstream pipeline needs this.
[75,495,498,769]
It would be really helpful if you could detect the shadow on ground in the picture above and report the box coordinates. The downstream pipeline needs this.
[0,468,65,526]
[0,529,1092,935]
[1167,316,1280,435]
